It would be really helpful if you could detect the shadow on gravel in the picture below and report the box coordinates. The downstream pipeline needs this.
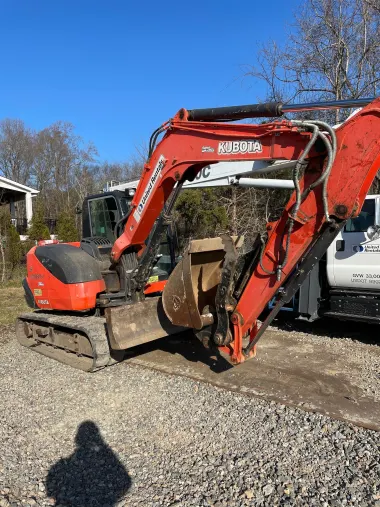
[125,331,234,373]
[46,421,131,507]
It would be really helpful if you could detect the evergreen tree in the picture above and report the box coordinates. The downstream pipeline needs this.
[0,207,22,280]
[56,210,79,242]
[27,199,50,241]
[174,188,228,249]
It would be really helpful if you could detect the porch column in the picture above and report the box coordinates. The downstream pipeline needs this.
[25,192,33,224]
[9,196,15,219]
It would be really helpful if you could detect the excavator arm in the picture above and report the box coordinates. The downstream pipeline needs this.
[108,98,380,365]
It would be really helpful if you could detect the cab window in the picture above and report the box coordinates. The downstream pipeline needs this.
[88,197,119,241]
[120,197,132,217]
[151,240,172,277]
[344,199,375,232]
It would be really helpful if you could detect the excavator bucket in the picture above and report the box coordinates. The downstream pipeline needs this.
[162,237,244,329]
[105,237,243,350]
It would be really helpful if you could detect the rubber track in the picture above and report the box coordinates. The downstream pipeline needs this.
[17,312,118,372]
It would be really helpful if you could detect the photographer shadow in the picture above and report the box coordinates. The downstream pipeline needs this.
[46,420,131,507]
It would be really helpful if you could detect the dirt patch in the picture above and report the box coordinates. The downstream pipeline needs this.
[123,326,380,431]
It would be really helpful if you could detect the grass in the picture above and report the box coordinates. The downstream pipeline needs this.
[0,285,29,327]
[0,265,27,288]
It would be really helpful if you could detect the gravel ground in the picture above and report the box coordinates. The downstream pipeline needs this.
[0,325,380,507]
[269,318,380,400]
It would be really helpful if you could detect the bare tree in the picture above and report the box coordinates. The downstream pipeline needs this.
[95,160,143,190]
[33,122,97,216]
[133,139,149,165]
[245,0,380,123]
[365,0,380,13]
[218,183,290,243]
[0,119,36,185]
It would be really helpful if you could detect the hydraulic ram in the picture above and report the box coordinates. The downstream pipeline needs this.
[186,97,375,122]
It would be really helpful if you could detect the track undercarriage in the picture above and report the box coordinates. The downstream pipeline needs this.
[16,312,122,372]
[16,296,187,372]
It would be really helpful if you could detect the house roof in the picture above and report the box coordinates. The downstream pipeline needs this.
[0,175,39,195]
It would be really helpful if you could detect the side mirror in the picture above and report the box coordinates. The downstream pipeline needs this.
[367,225,380,241]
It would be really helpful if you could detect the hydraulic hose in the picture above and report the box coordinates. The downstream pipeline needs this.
[259,119,336,280]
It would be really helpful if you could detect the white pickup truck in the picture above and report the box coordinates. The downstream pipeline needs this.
[283,194,380,323]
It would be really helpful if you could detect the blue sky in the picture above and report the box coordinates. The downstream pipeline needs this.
[0,0,299,162]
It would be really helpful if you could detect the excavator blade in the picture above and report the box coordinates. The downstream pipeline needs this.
[162,237,243,329]
[105,297,185,349]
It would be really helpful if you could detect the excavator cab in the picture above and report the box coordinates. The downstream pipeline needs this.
[81,190,178,284]
[82,190,132,242]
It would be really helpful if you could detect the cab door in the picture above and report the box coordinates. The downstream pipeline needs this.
[87,195,120,242]
[327,196,380,289]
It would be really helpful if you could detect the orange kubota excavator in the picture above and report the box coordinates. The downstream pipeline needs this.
[16,98,380,371]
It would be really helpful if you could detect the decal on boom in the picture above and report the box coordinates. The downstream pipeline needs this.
[133,155,166,222]
[218,140,262,155]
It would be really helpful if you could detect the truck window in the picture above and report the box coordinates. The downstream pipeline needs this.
[344,199,375,232]
[88,197,119,241]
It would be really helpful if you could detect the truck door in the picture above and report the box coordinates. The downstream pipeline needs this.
[327,196,380,289]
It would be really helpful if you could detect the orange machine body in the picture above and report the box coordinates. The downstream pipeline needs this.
[26,246,106,311]
[22,98,380,365]
[25,243,167,311]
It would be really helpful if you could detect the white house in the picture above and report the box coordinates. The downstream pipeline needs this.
[0,176,39,233]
